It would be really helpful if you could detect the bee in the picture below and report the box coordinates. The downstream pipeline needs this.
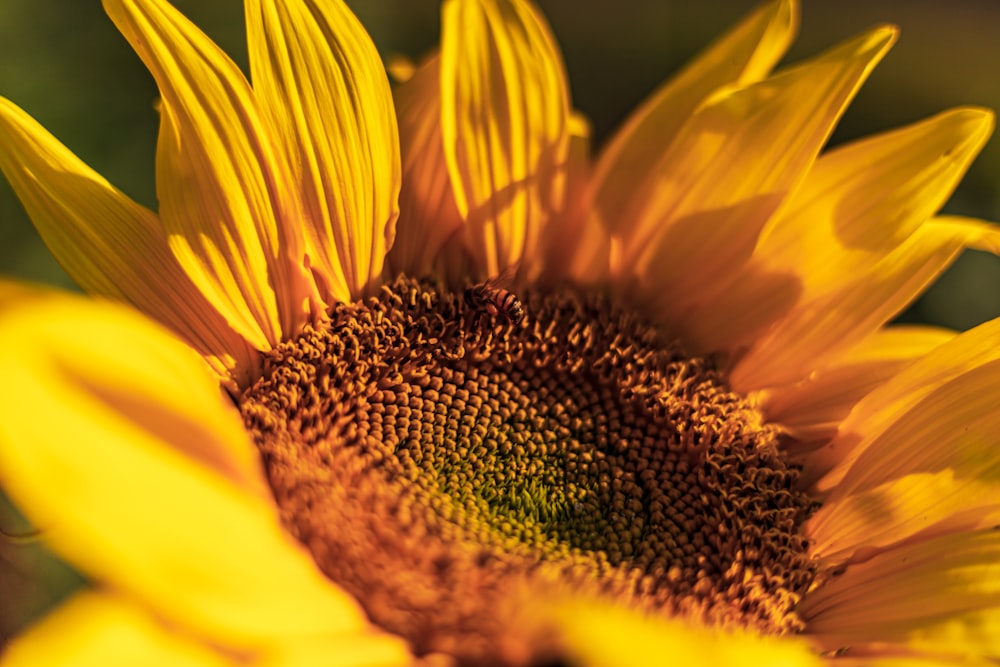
[465,271,525,326]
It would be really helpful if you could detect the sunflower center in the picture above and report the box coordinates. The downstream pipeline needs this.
[240,276,816,664]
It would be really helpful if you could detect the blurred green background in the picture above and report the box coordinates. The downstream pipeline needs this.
[2,0,1000,645]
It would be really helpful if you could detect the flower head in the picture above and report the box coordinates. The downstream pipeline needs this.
[2,0,1000,665]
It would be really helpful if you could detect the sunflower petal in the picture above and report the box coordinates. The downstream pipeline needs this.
[623,26,896,312]
[540,112,601,285]
[765,325,955,446]
[260,633,411,667]
[681,108,994,354]
[730,217,1000,393]
[551,598,821,667]
[104,0,310,349]
[246,0,400,303]
[387,52,465,279]
[0,97,259,388]
[441,0,571,278]
[807,358,1000,560]
[0,293,368,647]
[592,0,797,234]
[1,591,232,667]
[759,108,994,290]
[800,529,1000,658]
[807,311,1000,492]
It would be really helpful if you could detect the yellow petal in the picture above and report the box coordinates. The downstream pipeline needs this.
[104,0,311,349]
[800,529,1000,658]
[246,0,400,303]
[619,26,896,310]
[760,108,994,290]
[807,358,1000,560]
[257,633,411,667]
[681,108,994,355]
[539,112,602,285]
[1,591,232,667]
[550,598,821,667]
[387,52,465,279]
[730,217,1000,393]
[764,325,954,446]
[592,0,797,236]
[441,0,571,278]
[0,97,260,388]
[805,270,1000,491]
[832,656,1000,667]
[0,293,366,648]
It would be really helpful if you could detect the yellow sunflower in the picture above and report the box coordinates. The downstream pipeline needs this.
[2,0,1000,664]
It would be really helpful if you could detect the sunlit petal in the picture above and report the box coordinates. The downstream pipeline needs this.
[765,325,955,446]
[0,294,367,647]
[104,0,312,348]
[0,97,259,387]
[731,216,1000,392]
[624,27,896,315]
[681,108,994,355]
[552,598,821,667]
[246,0,400,302]
[441,0,571,278]
[808,312,1000,492]
[1,591,232,667]
[800,529,1000,658]
[807,358,1000,559]
[593,0,797,236]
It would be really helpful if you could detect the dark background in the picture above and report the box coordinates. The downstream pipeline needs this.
[2,0,999,643]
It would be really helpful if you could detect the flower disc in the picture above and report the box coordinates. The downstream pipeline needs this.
[241,276,817,663]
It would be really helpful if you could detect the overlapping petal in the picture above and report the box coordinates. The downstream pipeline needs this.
[104,0,312,349]
[808,314,1000,491]
[806,357,1000,560]
[2,592,232,667]
[0,293,388,651]
[388,53,465,279]
[0,97,259,388]
[246,0,400,303]
[592,0,797,235]
[800,529,1000,658]
[441,0,571,279]
[2,0,999,664]
[731,216,1000,392]
[551,599,821,667]
[682,108,994,357]
[621,26,896,315]
[764,326,954,446]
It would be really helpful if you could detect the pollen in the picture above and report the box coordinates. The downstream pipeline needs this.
[240,276,816,664]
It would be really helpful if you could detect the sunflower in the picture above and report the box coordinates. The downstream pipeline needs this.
[2,0,1000,664]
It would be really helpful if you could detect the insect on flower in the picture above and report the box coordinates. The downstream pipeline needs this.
[465,269,526,327]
